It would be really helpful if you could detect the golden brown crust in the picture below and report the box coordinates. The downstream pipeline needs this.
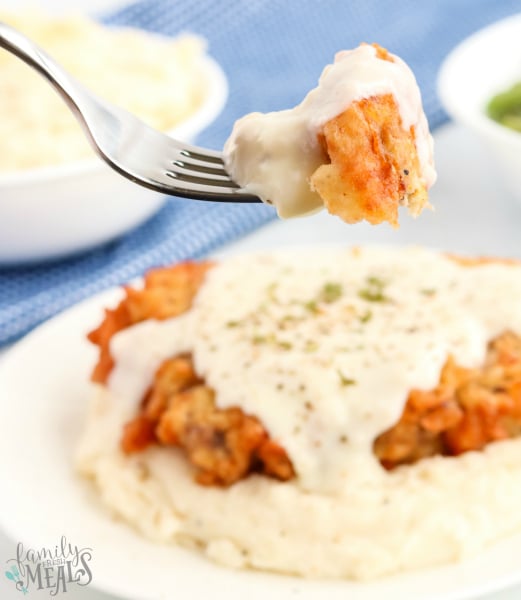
[122,360,295,486]
[311,94,427,227]
[155,384,267,486]
[310,44,429,227]
[371,43,393,62]
[88,261,213,383]
[374,331,521,467]
[121,415,157,454]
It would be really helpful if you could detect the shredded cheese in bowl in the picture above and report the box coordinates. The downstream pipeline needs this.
[0,10,208,172]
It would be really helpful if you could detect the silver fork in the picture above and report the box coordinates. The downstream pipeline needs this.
[0,22,261,203]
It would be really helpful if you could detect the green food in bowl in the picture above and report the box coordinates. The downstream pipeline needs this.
[487,82,521,131]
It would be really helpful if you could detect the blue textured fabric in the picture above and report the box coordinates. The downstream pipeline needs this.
[1,0,521,345]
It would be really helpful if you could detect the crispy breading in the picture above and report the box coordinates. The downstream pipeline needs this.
[144,355,202,420]
[121,355,201,454]
[156,385,267,486]
[374,331,521,467]
[88,261,213,383]
[310,45,429,227]
[88,300,132,383]
[122,361,295,486]
[311,94,427,227]
[121,414,156,454]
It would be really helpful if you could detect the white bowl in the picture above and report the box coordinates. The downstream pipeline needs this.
[0,54,227,265]
[438,13,521,206]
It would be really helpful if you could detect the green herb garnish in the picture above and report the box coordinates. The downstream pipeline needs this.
[277,340,293,350]
[226,320,241,328]
[304,300,320,314]
[321,282,343,303]
[304,340,318,353]
[266,282,279,301]
[359,309,373,323]
[420,288,436,297]
[358,276,388,303]
[337,370,357,387]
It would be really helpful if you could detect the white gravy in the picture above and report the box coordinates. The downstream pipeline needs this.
[108,247,521,493]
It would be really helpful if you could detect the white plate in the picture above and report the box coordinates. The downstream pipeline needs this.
[1,123,521,600]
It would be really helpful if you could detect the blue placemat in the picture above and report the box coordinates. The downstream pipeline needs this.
[1,0,521,346]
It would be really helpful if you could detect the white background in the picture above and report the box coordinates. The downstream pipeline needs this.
[0,4,164,600]
[0,5,129,600]
[0,0,128,15]
[1,1,521,599]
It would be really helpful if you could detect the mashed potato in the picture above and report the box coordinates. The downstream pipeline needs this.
[0,11,207,171]
[77,389,521,579]
[77,246,521,580]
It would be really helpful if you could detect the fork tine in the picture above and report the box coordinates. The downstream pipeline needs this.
[157,172,258,201]
[171,159,228,178]
[178,145,224,165]
[165,170,239,188]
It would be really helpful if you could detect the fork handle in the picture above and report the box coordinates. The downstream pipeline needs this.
[0,22,99,139]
